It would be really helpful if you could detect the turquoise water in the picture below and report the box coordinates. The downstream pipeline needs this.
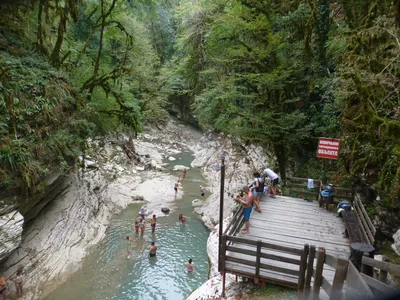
[46,152,210,300]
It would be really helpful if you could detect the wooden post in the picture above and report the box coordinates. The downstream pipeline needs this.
[222,271,226,298]
[218,154,226,272]
[379,256,390,284]
[312,247,326,300]
[304,245,316,299]
[330,258,349,300]
[361,252,375,277]
[220,235,227,273]
[254,240,262,284]
[297,244,309,297]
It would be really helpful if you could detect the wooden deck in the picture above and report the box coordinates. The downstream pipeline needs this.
[224,195,350,295]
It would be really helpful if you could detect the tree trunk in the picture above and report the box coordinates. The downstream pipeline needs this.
[275,144,286,184]
[36,0,46,55]
[50,5,68,68]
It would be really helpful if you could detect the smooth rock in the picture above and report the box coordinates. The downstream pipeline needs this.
[85,160,98,169]
[173,165,189,171]
[133,195,145,201]
[392,229,400,256]
[136,166,145,171]
[168,156,176,161]
[192,199,203,207]
[161,207,170,213]
[0,211,24,262]
[151,160,157,168]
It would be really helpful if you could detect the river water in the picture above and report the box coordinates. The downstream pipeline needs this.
[46,152,210,300]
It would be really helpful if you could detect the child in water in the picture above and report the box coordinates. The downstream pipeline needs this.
[134,220,139,234]
[179,214,187,224]
[125,236,133,256]
[185,259,195,273]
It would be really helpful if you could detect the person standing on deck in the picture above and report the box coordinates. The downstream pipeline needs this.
[236,186,253,233]
[251,171,263,213]
[263,167,279,198]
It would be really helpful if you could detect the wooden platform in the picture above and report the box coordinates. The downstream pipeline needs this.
[224,195,350,295]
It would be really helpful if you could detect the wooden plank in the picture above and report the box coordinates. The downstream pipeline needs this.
[226,245,257,257]
[346,261,374,298]
[224,265,298,289]
[312,247,326,300]
[354,200,374,244]
[226,255,256,267]
[354,195,376,235]
[321,277,332,296]
[224,208,242,235]
[330,258,348,300]
[362,256,400,276]
[360,273,396,294]
[297,245,309,296]
[378,257,390,284]
[304,245,316,298]
[255,240,262,282]
[289,189,319,197]
[287,177,321,186]
[259,262,300,276]
[260,253,301,265]
[325,254,338,269]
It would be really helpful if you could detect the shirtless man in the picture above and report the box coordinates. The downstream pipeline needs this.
[150,215,157,233]
[182,168,187,179]
[236,186,253,233]
[149,242,157,257]
[174,181,179,195]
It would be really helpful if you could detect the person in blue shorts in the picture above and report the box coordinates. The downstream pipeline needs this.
[236,186,254,233]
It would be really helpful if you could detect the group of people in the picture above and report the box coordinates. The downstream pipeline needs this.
[0,266,24,300]
[174,168,187,195]
[236,167,280,234]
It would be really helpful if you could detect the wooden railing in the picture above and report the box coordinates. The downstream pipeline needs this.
[286,177,322,201]
[221,235,307,291]
[223,206,243,237]
[353,193,376,245]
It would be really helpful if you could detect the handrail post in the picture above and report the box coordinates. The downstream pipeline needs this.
[254,240,262,284]
[379,256,390,284]
[331,258,349,300]
[297,244,309,297]
[218,153,226,272]
[312,247,325,300]
[304,245,316,299]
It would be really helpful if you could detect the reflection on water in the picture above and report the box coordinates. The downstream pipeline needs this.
[46,152,210,300]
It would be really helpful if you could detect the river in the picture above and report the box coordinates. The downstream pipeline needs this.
[46,152,210,300]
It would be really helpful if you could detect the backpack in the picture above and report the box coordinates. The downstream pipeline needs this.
[256,177,264,192]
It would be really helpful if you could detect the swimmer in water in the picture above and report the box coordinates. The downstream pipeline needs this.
[182,168,187,179]
[178,214,187,224]
[185,259,195,273]
[149,242,157,257]
[140,206,146,219]
[150,215,157,233]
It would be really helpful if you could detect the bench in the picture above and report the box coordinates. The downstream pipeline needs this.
[342,210,366,243]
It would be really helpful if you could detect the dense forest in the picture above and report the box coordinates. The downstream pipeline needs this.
[0,0,399,213]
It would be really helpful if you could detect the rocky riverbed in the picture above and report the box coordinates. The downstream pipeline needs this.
[0,119,274,300]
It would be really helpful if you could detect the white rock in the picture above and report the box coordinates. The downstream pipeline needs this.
[192,199,203,207]
[85,160,98,169]
[136,166,145,171]
[155,165,163,171]
[0,211,24,261]
[168,156,176,161]
[173,165,190,171]
[392,229,400,256]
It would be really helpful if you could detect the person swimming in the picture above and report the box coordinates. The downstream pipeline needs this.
[149,242,157,257]
[140,207,146,219]
[178,214,186,224]
[185,259,195,273]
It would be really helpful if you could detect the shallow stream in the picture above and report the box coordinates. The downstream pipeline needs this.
[46,152,210,300]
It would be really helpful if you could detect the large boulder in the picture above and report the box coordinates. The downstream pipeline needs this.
[0,211,24,262]
[392,229,400,256]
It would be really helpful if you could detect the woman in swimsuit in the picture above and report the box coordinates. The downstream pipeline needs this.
[125,236,133,256]
[134,220,139,234]
[139,218,145,233]
[185,259,195,273]
[178,214,187,224]
[10,267,23,298]
[0,276,6,300]
[174,181,179,194]
[150,215,157,233]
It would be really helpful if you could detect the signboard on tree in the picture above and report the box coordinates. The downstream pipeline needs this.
[317,138,340,160]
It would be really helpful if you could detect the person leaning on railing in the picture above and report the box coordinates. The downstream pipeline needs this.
[236,186,254,234]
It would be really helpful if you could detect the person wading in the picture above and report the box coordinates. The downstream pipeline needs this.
[149,242,157,257]
[150,215,157,233]
[236,186,253,233]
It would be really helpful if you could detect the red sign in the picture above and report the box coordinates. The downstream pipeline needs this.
[317,138,340,160]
